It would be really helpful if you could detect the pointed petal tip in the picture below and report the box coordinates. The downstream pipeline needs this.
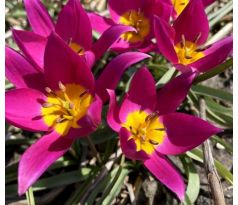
[144,152,185,200]
[17,132,72,196]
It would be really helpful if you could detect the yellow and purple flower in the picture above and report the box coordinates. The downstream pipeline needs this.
[12,0,134,69]
[88,0,173,51]
[106,67,221,200]
[5,32,150,195]
[154,0,232,73]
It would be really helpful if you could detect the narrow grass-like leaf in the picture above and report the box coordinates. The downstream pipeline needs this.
[98,167,129,205]
[194,58,233,84]
[65,168,99,205]
[205,97,232,116]
[6,168,92,197]
[6,158,77,184]
[186,148,233,185]
[209,1,233,28]
[180,156,200,204]
[191,85,232,102]
[85,167,121,205]
[156,67,176,88]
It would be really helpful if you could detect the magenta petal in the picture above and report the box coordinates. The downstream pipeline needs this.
[108,0,142,22]
[144,0,172,22]
[85,95,103,131]
[119,95,142,123]
[12,29,47,69]
[95,52,150,102]
[173,0,209,45]
[44,32,94,91]
[5,47,45,91]
[144,152,185,200]
[84,51,95,69]
[120,127,149,161]
[92,25,136,61]
[88,12,115,33]
[190,36,233,72]
[6,88,48,132]
[202,0,215,7]
[158,113,222,155]
[18,132,73,195]
[156,71,197,114]
[55,0,92,50]
[128,67,156,111]
[154,16,178,63]
[24,0,54,37]
[107,89,121,132]
[110,38,142,52]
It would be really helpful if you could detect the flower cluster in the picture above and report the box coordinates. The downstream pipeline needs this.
[5,0,232,201]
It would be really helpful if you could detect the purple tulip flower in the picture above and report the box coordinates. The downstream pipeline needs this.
[107,67,221,200]
[88,0,173,52]
[154,0,233,73]
[12,0,135,69]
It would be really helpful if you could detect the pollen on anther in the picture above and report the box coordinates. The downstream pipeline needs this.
[45,87,53,94]
[59,81,66,92]
[42,102,54,108]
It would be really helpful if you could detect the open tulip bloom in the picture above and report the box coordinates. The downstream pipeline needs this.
[154,0,233,73]
[5,31,150,195]
[107,67,222,200]
[88,0,173,52]
[12,0,135,69]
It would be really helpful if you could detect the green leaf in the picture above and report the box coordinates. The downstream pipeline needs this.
[205,96,232,116]
[187,91,232,127]
[194,58,233,84]
[98,167,129,205]
[180,156,200,204]
[191,85,232,102]
[6,158,77,184]
[6,168,92,196]
[206,105,232,127]
[156,67,176,88]
[85,167,121,205]
[186,148,233,185]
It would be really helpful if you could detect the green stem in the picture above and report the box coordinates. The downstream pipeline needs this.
[86,137,102,165]
[26,187,35,205]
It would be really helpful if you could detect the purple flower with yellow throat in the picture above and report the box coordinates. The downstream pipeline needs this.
[154,0,232,73]
[12,0,134,69]
[107,67,221,200]
[88,0,173,52]
[5,31,150,195]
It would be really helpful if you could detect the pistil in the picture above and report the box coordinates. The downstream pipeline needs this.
[124,111,165,154]
[119,9,150,43]
[174,33,205,65]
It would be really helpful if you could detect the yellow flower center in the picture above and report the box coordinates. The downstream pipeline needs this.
[122,111,165,155]
[172,0,189,16]
[174,34,205,65]
[41,82,93,136]
[69,42,84,55]
[119,9,150,43]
